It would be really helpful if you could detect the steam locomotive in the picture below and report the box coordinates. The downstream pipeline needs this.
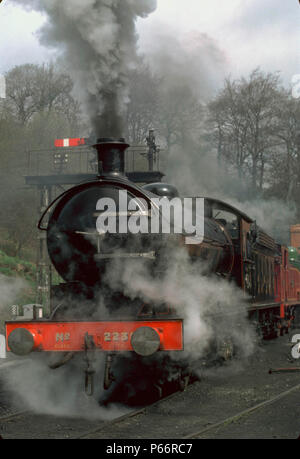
[5,138,300,395]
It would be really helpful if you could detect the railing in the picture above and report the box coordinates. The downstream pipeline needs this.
[27,144,163,176]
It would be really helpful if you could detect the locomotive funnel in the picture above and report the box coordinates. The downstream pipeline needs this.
[93,138,129,177]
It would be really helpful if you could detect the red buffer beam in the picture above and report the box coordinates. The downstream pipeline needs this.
[6,320,183,355]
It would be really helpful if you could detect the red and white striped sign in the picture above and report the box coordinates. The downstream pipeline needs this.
[55,138,86,148]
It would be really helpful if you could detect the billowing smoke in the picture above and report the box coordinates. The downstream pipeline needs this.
[102,248,256,375]
[140,26,295,245]
[12,0,157,137]
[165,145,296,245]
[0,274,26,310]
[227,197,296,245]
[142,28,227,101]
[2,353,131,419]
[3,1,266,410]
[0,274,27,333]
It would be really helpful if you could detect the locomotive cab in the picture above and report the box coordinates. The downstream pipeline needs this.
[204,198,254,288]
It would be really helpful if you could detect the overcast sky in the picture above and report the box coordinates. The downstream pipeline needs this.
[0,0,299,89]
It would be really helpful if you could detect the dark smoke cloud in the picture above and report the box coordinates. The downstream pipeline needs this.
[12,0,157,137]
[142,28,227,100]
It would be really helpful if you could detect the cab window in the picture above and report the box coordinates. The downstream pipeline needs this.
[212,209,239,239]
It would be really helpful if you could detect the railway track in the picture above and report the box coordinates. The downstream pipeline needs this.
[0,406,131,439]
[0,382,185,439]
[76,379,300,440]
[0,407,136,439]
[76,389,182,439]
[1,375,300,439]
[183,381,300,439]
[0,353,191,439]
[1,379,299,439]
[1,333,300,439]
[0,410,28,422]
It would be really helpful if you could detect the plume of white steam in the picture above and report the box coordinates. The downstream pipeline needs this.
[0,274,27,331]
[0,274,27,356]
[165,145,296,245]
[104,248,256,368]
[0,274,26,310]
[227,197,296,245]
[12,0,157,137]
[2,353,130,419]
[1,249,256,412]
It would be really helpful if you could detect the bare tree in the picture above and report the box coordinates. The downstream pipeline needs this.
[125,61,161,144]
[5,63,79,125]
[0,63,82,258]
[207,69,282,190]
[0,185,36,257]
[268,92,300,204]
[207,81,250,177]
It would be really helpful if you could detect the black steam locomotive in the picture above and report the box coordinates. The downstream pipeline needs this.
[42,138,235,314]
[6,138,300,396]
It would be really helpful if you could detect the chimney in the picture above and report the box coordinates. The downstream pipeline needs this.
[93,138,129,177]
[291,224,300,253]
